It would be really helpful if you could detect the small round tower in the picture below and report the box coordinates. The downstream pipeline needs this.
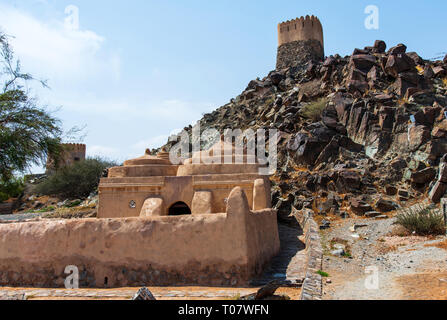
[276,15,325,70]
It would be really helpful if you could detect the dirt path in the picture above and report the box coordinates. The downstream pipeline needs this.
[251,223,306,286]
[321,217,447,300]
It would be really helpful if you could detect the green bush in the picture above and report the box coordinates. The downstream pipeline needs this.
[396,205,446,236]
[0,177,24,202]
[300,98,327,122]
[317,270,329,277]
[34,157,117,199]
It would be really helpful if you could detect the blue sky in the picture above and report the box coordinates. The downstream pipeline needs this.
[0,0,446,171]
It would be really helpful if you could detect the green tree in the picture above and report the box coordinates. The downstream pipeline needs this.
[34,157,117,199]
[0,31,63,183]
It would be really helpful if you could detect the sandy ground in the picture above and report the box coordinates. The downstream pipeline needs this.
[321,216,447,300]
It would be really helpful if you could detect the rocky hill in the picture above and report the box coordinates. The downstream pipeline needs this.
[161,40,447,224]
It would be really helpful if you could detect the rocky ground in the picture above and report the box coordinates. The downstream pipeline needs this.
[160,40,447,226]
[0,194,98,222]
[321,206,447,300]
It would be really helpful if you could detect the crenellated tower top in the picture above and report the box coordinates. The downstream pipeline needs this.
[278,15,324,47]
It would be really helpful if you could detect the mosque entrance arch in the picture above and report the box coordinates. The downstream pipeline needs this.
[168,202,192,216]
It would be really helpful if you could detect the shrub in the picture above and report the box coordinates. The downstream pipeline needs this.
[300,98,327,122]
[317,270,329,277]
[0,177,24,202]
[396,205,446,236]
[34,157,117,199]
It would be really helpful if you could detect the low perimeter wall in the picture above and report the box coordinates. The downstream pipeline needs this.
[296,210,323,300]
[0,187,280,288]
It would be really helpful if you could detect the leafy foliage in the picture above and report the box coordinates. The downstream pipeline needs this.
[34,157,117,199]
[0,176,24,202]
[396,205,446,236]
[0,31,63,182]
[316,270,329,277]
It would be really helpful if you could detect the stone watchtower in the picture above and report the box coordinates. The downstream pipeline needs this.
[276,15,324,70]
[46,143,86,172]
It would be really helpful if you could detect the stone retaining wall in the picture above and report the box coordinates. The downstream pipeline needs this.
[297,210,323,300]
[276,39,324,70]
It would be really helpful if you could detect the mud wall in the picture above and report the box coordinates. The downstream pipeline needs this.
[0,188,279,288]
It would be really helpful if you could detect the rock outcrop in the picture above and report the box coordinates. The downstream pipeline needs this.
[160,40,447,219]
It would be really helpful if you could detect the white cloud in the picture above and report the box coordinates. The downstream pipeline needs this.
[58,97,214,124]
[0,4,120,82]
[132,135,170,151]
[87,145,121,160]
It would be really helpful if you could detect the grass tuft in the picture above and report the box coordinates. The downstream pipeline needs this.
[316,270,329,277]
[300,98,327,122]
[396,204,445,236]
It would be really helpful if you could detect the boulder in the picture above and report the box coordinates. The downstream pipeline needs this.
[350,54,377,72]
[385,185,398,196]
[406,52,424,65]
[373,40,387,53]
[132,287,156,301]
[385,54,414,78]
[350,197,373,216]
[347,79,369,93]
[390,158,407,171]
[320,194,340,214]
[438,163,447,183]
[375,198,400,212]
[398,189,410,198]
[388,43,407,55]
[408,125,431,151]
[255,281,281,300]
[424,66,435,79]
[316,137,340,164]
[411,167,436,184]
[432,66,446,77]
[429,181,447,203]
[337,170,362,192]
[348,68,367,81]
[392,77,415,97]
[444,54,447,64]
[432,127,447,139]
[289,131,331,166]
[365,211,381,218]
[269,72,285,86]
[323,56,336,67]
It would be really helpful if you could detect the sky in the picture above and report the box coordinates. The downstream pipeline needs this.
[0,0,446,172]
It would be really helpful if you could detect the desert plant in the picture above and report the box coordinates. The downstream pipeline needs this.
[34,157,117,199]
[300,98,327,122]
[396,205,446,236]
[316,270,329,277]
[0,176,24,202]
